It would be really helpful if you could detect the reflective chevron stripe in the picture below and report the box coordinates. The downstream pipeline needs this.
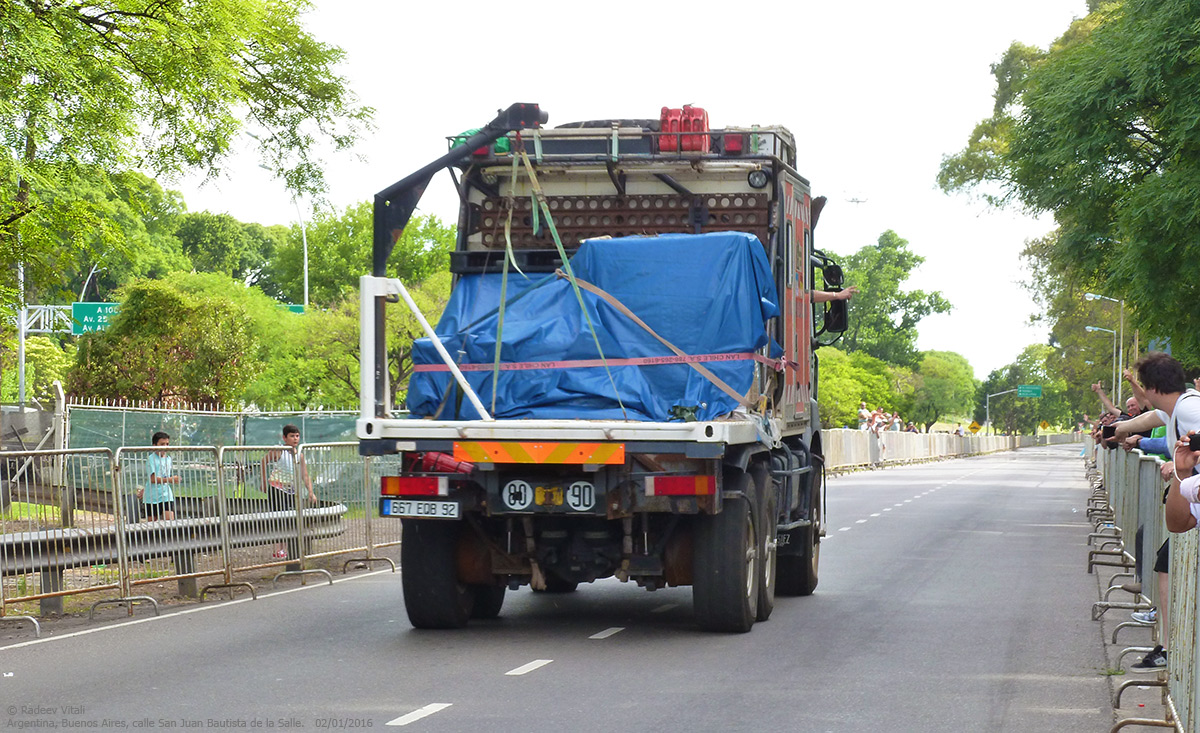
[453,441,625,465]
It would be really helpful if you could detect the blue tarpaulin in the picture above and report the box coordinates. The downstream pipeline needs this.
[406,231,780,421]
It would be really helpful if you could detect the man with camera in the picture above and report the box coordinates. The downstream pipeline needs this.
[1112,352,1200,671]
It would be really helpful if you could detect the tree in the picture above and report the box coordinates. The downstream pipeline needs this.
[0,335,74,404]
[838,230,952,367]
[1,0,372,317]
[816,347,914,429]
[67,277,259,403]
[263,204,454,306]
[175,212,281,284]
[974,344,1071,434]
[939,0,1200,363]
[908,351,977,430]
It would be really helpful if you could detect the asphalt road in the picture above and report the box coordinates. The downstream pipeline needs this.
[0,443,1110,732]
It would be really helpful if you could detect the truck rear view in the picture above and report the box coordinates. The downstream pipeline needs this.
[359,104,849,632]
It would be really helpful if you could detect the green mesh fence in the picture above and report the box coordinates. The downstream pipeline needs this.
[67,408,356,451]
[243,414,357,446]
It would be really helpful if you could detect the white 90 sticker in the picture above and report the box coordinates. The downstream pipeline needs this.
[566,481,596,511]
[502,480,534,510]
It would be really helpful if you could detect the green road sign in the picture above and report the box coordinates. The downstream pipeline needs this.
[280,304,305,314]
[1017,384,1042,398]
[72,302,120,335]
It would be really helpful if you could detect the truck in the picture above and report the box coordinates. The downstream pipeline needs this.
[358,103,849,632]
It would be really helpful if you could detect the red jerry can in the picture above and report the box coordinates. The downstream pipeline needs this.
[680,105,710,152]
[410,451,475,474]
[660,106,683,153]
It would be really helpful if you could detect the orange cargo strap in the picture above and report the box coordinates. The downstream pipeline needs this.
[454,441,626,465]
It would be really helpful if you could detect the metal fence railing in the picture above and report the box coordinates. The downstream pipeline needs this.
[1095,444,1200,731]
[0,443,410,634]
[823,429,1081,471]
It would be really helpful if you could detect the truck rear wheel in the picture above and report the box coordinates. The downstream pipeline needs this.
[755,472,778,622]
[693,478,759,632]
[470,585,506,619]
[401,519,474,629]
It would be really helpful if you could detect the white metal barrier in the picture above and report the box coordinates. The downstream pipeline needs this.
[823,429,1080,470]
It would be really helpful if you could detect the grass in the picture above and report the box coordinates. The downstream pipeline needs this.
[1,501,61,522]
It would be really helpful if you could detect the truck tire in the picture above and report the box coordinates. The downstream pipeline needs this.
[693,476,759,632]
[755,468,778,622]
[401,519,474,629]
[470,585,506,619]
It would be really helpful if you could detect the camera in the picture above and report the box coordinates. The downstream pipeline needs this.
[1190,433,1200,452]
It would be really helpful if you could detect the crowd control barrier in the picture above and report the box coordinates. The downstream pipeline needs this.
[1094,444,1200,732]
[822,429,1080,471]
[0,443,407,634]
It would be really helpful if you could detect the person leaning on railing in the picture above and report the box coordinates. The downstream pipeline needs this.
[1113,352,1200,671]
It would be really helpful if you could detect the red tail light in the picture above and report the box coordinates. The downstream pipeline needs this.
[382,476,448,497]
[645,475,715,496]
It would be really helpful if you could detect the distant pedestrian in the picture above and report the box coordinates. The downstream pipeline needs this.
[857,402,871,430]
[143,431,180,521]
[261,424,317,559]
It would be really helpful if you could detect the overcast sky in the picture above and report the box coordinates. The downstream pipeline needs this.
[175,0,1087,378]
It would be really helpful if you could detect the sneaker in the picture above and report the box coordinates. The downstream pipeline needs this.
[1131,608,1158,624]
[1130,645,1167,672]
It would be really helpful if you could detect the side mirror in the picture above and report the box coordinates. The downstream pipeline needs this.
[822,263,844,288]
[824,299,848,333]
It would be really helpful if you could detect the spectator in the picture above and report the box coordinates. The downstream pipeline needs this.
[261,424,317,559]
[857,402,871,430]
[143,431,180,522]
[905,421,919,433]
[1114,352,1200,671]
[954,423,965,437]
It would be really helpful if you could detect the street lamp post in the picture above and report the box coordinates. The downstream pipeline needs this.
[1085,292,1124,402]
[1085,325,1118,398]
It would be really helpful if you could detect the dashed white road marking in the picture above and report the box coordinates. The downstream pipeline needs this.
[894,503,904,507]
[883,508,893,511]
[870,513,881,517]
[651,603,677,614]
[590,627,624,640]
[904,500,913,503]
[506,659,553,676]
[855,519,868,524]
[386,704,452,726]
[838,526,852,532]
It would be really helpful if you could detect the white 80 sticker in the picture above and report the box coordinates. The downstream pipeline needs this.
[566,481,596,511]
[502,480,533,510]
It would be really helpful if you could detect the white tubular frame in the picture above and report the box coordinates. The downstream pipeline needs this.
[359,276,493,426]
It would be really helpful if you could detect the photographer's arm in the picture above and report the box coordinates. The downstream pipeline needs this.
[1113,411,1164,439]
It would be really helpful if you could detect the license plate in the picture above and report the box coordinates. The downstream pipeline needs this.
[380,498,460,519]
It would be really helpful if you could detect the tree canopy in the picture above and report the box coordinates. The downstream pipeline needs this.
[1,0,372,317]
[938,0,1200,362]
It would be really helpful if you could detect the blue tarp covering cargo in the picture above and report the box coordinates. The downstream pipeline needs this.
[406,231,780,422]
